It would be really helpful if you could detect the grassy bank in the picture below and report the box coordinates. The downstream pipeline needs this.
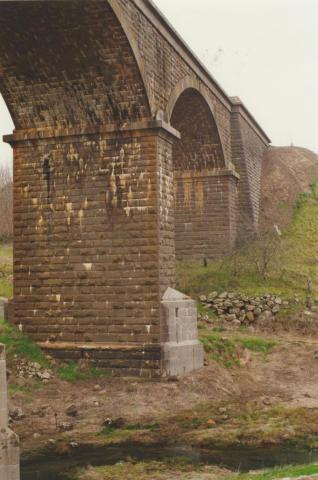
[177,182,318,300]
[232,462,318,479]
[0,317,107,383]
[68,461,230,480]
[200,332,276,368]
[68,461,318,480]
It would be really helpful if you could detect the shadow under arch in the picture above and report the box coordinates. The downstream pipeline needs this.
[166,76,227,167]
[0,0,151,130]
[167,81,238,261]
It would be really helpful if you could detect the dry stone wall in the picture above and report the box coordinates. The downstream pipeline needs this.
[199,291,289,326]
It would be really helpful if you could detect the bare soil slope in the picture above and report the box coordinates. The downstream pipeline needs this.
[260,146,318,230]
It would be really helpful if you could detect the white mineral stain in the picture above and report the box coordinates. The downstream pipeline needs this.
[78,209,84,227]
[56,294,61,302]
[124,207,131,217]
[120,147,125,169]
[83,263,92,271]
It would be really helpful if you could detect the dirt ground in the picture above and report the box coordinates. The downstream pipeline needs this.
[9,330,318,456]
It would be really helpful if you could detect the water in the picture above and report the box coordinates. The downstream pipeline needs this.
[21,443,318,480]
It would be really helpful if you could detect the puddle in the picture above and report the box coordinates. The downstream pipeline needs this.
[21,442,318,479]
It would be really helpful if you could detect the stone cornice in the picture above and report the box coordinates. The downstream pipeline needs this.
[3,119,181,145]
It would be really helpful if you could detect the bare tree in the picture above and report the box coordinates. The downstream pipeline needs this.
[251,230,281,279]
[0,164,13,240]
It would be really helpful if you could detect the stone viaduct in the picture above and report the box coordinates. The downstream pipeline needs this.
[0,0,270,377]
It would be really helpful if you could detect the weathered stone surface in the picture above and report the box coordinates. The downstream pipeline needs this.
[0,0,269,377]
[161,288,204,376]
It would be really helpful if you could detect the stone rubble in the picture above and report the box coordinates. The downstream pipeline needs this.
[13,358,53,383]
[199,291,290,325]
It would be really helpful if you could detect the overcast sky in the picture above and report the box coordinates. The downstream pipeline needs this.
[0,0,317,169]
[153,0,318,152]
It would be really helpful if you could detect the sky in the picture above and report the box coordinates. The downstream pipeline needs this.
[0,0,317,169]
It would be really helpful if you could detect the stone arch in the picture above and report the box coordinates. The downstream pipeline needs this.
[168,82,237,260]
[107,0,154,118]
[0,1,151,129]
[166,76,226,167]
[170,87,226,171]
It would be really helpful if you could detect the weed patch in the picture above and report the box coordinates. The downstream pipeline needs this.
[231,462,318,479]
[237,337,276,354]
[0,317,48,366]
[57,361,106,383]
[200,334,240,368]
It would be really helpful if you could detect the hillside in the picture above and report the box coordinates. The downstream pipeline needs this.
[260,146,318,231]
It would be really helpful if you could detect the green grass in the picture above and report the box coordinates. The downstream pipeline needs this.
[200,333,240,368]
[67,461,318,480]
[99,422,160,438]
[57,361,106,382]
[199,332,276,368]
[0,317,109,383]
[237,337,276,354]
[0,317,49,366]
[0,278,12,298]
[230,462,318,479]
[177,183,318,300]
[68,460,229,480]
[0,242,13,298]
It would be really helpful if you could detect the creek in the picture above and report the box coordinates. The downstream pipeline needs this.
[21,442,318,479]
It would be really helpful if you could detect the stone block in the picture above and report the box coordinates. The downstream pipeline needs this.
[0,344,20,480]
[161,288,204,376]
[0,428,20,480]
